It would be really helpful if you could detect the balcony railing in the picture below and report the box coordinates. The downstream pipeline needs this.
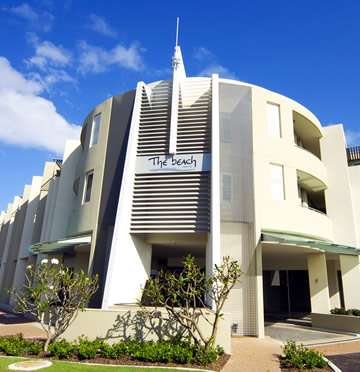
[347,146,360,163]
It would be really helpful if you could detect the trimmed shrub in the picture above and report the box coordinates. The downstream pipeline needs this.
[331,307,360,316]
[330,307,351,315]
[23,340,43,355]
[282,340,327,369]
[48,339,77,359]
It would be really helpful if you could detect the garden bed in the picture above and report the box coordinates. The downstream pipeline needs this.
[0,335,230,371]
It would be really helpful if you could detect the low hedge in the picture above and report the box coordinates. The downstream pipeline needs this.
[0,334,224,366]
[330,307,360,316]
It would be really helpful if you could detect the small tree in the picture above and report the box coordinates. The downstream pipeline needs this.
[9,258,99,351]
[140,255,242,353]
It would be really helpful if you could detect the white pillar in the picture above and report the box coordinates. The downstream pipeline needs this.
[327,260,341,309]
[256,241,265,337]
[307,253,330,313]
[339,254,360,309]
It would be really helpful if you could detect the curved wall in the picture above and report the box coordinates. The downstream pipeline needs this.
[250,84,333,241]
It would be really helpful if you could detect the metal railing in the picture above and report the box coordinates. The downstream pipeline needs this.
[347,146,360,162]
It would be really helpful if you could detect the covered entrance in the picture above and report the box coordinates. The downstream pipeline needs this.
[263,270,311,317]
[261,231,360,320]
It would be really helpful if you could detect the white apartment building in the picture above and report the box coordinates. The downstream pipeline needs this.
[1,46,360,337]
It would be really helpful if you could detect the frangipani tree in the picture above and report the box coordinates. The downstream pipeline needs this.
[9,258,99,351]
[140,255,242,354]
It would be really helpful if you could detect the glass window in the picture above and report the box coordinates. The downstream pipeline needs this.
[83,172,94,203]
[222,116,232,142]
[267,103,281,137]
[269,164,284,200]
[90,114,101,147]
[221,174,233,203]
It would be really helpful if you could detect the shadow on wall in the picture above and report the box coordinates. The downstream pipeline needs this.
[100,311,185,342]
[59,308,231,353]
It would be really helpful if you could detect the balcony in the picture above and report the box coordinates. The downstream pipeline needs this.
[293,111,322,160]
[347,146,360,166]
[297,170,327,215]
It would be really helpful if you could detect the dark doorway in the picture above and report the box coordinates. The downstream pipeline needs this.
[263,270,311,317]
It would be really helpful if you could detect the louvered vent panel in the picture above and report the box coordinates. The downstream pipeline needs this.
[137,81,172,156]
[131,172,210,233]
[177,79,211,154]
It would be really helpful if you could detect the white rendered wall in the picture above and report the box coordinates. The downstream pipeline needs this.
[102,82,151,308]
[49,140,81,241]
[18,176,42,258]
[348,165,360,246]
[208,74,221,286]
[251,85,332,241]
[40,177,59,243]
[321,125,358,246]
[0,197,21,291]
[307,253,330,313]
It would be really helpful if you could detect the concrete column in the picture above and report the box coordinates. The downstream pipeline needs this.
[307,253,330,313]
[327,260,340,309]
[339,254,360,309]
[256,241,265,337]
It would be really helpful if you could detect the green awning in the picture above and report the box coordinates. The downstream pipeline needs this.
[29,235,91,255]
[261,231,360,256]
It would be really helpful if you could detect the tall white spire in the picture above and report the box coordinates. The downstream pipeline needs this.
[169,18,186,154]
[171,17,186,80]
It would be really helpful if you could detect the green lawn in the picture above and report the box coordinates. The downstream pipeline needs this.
[0,357,203,371]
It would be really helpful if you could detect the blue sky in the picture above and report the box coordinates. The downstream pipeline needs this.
[1,0,360,212]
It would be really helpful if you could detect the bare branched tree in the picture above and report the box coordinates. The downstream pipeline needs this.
[8,258,99,351]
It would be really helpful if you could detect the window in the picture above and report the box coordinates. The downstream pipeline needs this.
[222,117,232,142]
[267,103,281,137]
[269,164,284,200]
[221,174,233,203]
[90,114,101,147]
[83,172,94,203]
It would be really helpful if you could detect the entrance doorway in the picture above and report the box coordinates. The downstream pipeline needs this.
[263,270,311,318]
[150,244,206,277]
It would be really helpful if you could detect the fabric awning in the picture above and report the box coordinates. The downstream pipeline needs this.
[261,231,360,256]
[28,235,91,255]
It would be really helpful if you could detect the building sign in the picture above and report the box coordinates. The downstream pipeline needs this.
[136,153,211,173]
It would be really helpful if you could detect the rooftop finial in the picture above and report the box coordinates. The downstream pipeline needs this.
[175,17,179,48]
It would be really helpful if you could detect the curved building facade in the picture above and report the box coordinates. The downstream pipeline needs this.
[1,46,360,337]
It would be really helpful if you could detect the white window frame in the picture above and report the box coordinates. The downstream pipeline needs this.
[267,102,281,138]
[83,171,94,204]
[269,164,285,200]
[89,114,101,147]
[221,173,233,203]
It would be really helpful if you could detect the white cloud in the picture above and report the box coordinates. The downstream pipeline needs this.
[6,3,38,21]
[0,57,80,155]
[198,63,238,79]
[0,57,42,95]
[194,47,215,61]
[345,129,360,147]
[194,46,237,79]
[26,34,72,70]
[77,41,144,74]
[24,35,75,91]
[87,14,118,38]
[3,3,54,31]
